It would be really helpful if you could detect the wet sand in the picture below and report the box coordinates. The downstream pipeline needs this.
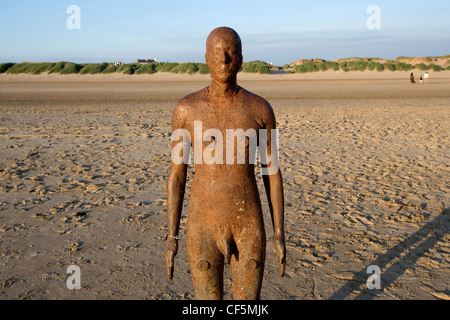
[0,71,449,300]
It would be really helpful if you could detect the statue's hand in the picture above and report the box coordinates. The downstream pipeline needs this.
[165,236,179,281]
[273,233,286,277]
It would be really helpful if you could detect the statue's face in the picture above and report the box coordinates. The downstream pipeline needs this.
[206,28,243,83]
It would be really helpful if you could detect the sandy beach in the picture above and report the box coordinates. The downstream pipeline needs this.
[0,70,449,300]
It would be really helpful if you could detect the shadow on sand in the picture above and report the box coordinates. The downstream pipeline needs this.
[329,207,450,300]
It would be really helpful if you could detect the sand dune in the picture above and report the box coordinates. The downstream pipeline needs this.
[290,55,450,67]
[0,72,449,300]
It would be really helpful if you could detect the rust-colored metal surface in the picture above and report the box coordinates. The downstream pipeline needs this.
[165,27,285,300]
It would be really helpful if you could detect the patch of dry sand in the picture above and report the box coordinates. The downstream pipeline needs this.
[0,72,449,300]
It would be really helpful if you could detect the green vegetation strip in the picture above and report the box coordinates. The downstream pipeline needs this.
[1,58,448,75]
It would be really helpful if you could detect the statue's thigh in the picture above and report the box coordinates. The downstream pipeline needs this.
[230,236,266,300]
[187,232,224,300]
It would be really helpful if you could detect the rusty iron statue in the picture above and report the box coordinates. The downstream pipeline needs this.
[165,27,285,300]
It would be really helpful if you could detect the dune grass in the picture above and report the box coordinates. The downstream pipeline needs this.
[79,62,109,74]
[49,61,82,74]
[316,62,329,72]
[383,63,396,72]
[316,61,339,71]
[293,59,412,73]
[368,61,384,71]
[414,63,429,71]
[348,60,368,71]
[134,63,157,74]
[428,64,444,72]
[2,57,449,75]
[328,61,340,71]
[171,62,199,75]
[0,63,15,73]
[242,61,271,74]
[197,63,210,74]
[6,62,56,75]
[294,62,319,73]
[339,61,349,72]
[101,63,118,74]
[61,62,82,74]
[48,61,67,74]
[115,63,139,75]
[394,62,413,71]
[155,62,179,73]
[241,63,258,73]
[32,62,56,74]
[396,56,435,61]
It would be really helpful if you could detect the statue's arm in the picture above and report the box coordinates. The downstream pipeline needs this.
[261,102,286,277]
[165,102,188,281]
[167,160,187,240]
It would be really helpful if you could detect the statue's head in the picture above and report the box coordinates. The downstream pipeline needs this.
[205,27,243,83]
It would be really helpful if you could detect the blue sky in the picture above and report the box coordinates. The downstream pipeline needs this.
[1,0,449,65]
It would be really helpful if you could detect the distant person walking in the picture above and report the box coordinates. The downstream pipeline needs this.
[420,75,423,84]
[410,72,415,84]
[424,72,429,84]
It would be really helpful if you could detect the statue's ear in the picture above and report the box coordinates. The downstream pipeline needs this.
[237,53,243,69]
[205,52,211,67]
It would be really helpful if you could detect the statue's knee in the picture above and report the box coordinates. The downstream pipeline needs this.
[246,259,260,270]
[197,260,211,272]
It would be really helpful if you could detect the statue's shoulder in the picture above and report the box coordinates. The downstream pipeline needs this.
[173,87,208,117]
[239,87,275,119]
[176,87,209,108]
[240,87,271,106]
[172,87,209,127]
